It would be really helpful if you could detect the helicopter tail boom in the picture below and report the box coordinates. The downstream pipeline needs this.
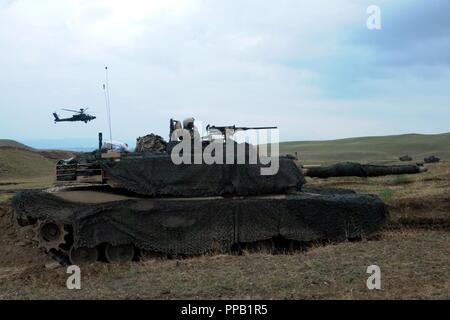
[53,113,60,122]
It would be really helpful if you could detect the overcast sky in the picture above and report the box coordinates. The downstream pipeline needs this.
[0,0,449,147]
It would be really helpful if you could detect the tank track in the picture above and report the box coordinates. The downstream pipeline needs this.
[31,216,377,267]
[33,219,137,265]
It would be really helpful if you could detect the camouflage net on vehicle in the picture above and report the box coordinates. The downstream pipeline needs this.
[135,134,167,153]
[101,155,305,197]
[305,162,425,178]
[12,188,389,255]
[424,156,440,164]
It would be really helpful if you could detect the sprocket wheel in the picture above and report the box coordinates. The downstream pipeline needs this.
[35,220,68,252]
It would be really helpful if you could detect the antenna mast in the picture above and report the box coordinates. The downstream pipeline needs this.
[103,66,113,146]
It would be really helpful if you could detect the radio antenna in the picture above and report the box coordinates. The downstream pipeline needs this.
[103,66,113,146]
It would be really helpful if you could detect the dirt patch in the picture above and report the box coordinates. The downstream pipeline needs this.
[0,202,50,268]
[388,193,450,230]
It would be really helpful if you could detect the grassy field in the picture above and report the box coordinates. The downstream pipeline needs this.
[306,162,450,228]
[0,147,54,180]
[280,132,450,165]
[0,230,448,300]
[0,148,55,191]
[0,141,76,191]
[0,137,449,299]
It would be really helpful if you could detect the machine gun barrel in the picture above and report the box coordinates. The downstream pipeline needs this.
[207,125,277,134]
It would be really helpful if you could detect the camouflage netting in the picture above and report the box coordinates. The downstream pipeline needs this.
[135,134,168,153]
[12,189,389,255]
[101,155,305,197]
[305,162,425,178]
[399,155,413,162]
[424,156,440,164]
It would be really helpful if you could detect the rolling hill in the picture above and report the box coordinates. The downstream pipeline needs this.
[279,132,450,164]
[0,139,33,150]
[0,148,55,180]
[0,140,76,181]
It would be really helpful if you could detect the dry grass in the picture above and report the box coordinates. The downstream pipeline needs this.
[0,194,11,204]
[0,230,448,300]
[0,148,54,180]
[306,162,450,228]
[280,132,450,165]
[0,176,54,192]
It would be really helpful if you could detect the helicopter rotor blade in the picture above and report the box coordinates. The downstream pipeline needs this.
[61,108,81,113]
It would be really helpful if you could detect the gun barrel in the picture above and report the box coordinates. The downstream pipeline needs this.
[240,126,278,130]
[207,125,277,132]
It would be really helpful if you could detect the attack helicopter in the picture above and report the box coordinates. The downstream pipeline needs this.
[53,108,96,124]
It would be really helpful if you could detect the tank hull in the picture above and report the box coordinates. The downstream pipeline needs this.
[12,187,389,264]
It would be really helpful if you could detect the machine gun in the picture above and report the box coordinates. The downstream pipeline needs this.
[206,125,277,137]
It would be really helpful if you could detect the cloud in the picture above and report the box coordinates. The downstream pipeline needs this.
[0,0,448,144]
[358,0,450,67]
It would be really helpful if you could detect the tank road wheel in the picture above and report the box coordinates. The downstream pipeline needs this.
[69,246,98,265]
[104,244,135,263]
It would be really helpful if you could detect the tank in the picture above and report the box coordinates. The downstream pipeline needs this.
[12,121,389,265]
